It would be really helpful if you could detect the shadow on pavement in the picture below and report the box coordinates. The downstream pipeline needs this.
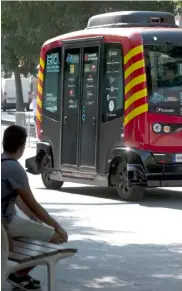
[3,238,182,291]
[3,193,182,291]
[30,209,182,291]
[37,185,182,210]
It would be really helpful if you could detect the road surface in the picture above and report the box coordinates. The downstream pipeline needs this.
[2,145,182,291]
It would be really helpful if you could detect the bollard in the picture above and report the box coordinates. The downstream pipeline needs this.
[15,112,26,127]
[15,112,30,147]
[27,113,31,148]
[14,111,36,148]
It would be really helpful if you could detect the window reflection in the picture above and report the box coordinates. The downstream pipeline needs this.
[145,44,182,116]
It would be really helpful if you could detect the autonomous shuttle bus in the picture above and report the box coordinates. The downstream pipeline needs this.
[26,11,182,201]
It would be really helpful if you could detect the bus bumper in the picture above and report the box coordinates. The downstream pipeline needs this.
[127,151,182,188]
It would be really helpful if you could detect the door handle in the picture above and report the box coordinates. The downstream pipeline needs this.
[64,116,67,124]
[92,117,96,125]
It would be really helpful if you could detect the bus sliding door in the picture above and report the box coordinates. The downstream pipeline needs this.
[61,40,101,171]
[80,46,99,169]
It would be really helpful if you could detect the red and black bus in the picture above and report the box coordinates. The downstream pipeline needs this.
[26,11,182,201]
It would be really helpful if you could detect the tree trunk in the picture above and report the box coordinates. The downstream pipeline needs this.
[14,69,26,127]
[14,69,24,112]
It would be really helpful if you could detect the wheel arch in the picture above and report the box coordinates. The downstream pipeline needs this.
[107,147,145,186]
[38,142,64,190]
[25,141,55,175]
[36,141,54,167]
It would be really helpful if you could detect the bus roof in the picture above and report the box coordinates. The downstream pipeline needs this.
[43,26,182,47]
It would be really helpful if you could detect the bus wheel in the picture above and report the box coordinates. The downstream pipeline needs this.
[116,160,145,201]
[41,154,64,190]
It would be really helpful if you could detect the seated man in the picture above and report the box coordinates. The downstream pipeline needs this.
[1,125,68,291]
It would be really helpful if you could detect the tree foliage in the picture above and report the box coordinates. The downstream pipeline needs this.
[2,1,178,72]
[1,1,178,110]
[175,0,182,10]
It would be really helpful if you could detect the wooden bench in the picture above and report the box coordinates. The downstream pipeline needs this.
[1,224,77,291]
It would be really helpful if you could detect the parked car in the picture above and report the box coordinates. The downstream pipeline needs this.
[1,78,31,111]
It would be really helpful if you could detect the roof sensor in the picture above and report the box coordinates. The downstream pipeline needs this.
[87,11,177,29]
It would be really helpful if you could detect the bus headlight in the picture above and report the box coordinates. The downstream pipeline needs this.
[153,123,162,133]
[163,125,170,133]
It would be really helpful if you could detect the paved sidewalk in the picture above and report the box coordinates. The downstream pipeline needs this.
[2,149,182,291]
[1,111,35,126]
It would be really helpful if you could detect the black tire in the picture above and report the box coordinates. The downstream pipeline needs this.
[41,154,64,190]
[116,159,145,201]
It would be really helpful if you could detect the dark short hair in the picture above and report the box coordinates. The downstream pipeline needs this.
[3,125,27,153]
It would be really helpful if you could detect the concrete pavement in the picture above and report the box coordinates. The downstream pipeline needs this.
[2,147,182,291]
[1,112,16,124]
[1,111,35,126]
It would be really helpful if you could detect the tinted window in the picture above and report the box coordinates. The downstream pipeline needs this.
[144,44,182,116]
[61,48,80,165]
[43,49,61,119]
[82,47,99,115]
[80,46,99,167]
[102,43,124,122]
[63,49,80,111]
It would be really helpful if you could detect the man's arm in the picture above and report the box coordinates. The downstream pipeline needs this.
[8,162,67,242]
[8,162,58,227]
[16,196,41,222]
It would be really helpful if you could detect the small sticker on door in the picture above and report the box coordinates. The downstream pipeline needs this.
[109,100,114,112]
[82,114,86,121]
[70,64,75,74]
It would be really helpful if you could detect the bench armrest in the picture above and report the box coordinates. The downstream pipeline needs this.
[1,222,9,283]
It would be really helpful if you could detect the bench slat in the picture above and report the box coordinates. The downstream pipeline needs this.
[13,241,59,255]
[15,238,64,250]
[12,246,47,260]
[15,239,77,255]
[57,248,77,254]
[9,252,31,263]
[9,247,77,264]
[9,238,77,264]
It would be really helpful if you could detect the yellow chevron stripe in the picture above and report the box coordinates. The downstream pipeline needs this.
[36,109,42,122]
[125,59,145,80]
[125,88,147,110]
[38,70,44,82]
[124,45,143,65]
[124,103,148,126]
[125,74,146,95]
[37,96,42,109]
[37,82,43,95]
[40,57,45,69]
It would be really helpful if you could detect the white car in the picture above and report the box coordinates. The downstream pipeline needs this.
[1,78,31,111]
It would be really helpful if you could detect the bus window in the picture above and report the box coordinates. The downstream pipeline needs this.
[43,48,61,120]
[80,46,99,167]
[102,43,124,122]
[144,44,182,116]
[61,48,80,165]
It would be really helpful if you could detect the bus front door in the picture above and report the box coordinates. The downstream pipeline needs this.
[61,41,101,172]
